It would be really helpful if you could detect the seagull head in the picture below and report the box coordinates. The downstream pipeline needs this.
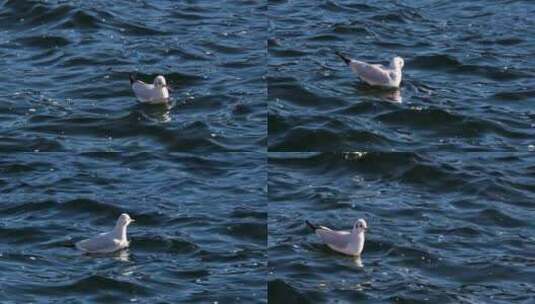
[353,219,368,233]
[153,75,167,88]
[116,213,135,227]
[391,56,404,70]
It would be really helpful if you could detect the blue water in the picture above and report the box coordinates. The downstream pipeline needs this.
[268,0,535,151]
[0,153,266,303]
[0,0,266,152]
[268,152,535,303]
[1,0,535,303]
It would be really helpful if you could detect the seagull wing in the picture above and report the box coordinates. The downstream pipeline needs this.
[76,234,120,253]
[132,81,159,102]
[316,228,351,251]
[350,61,392,86]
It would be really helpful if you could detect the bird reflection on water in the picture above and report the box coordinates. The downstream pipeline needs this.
[354,83,402,104]
[137,101,174,123]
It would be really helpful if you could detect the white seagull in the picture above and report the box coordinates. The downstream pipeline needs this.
[129,74,170,104]
[75,213,135,254]
[306,219,368,256]
[336,52,404,88]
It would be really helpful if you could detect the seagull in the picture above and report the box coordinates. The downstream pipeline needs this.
[129,74,170,104]
[336,52,404,88]
[306,219,368,256]
[75,213,135,254]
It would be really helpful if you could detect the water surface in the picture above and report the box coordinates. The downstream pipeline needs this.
[0,0,266,151]
[0,152,266,303]
[268,152,535,303]
[268,0,535,151]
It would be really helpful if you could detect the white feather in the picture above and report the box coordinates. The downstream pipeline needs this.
[339,54,404,88]
[131,75,170,104]
[310,219,367,256]
[75,214,134,254]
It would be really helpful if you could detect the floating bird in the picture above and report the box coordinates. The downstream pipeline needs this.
[76,213,135,254]
[129,74,170,104]
[336,52,404,88]
[306,219,368,256]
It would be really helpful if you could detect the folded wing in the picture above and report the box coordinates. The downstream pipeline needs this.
[350,61,392,86]
[132,82,159,102]
[316,229,351,251]
[76,235,120,253]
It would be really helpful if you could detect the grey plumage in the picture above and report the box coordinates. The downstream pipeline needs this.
[335,52,404,88]
[130,75,170,104]
[306,219,368,256]
[75,213,134,254]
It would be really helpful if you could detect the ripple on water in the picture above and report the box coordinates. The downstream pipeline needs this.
[268,152,535,303]
[0,153,266,303]
[0,0,265,152]
[268,1,535,151]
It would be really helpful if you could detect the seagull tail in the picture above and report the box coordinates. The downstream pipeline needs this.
[129,74,136,85]
[305,220,319,231]
[335,51,351,65]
